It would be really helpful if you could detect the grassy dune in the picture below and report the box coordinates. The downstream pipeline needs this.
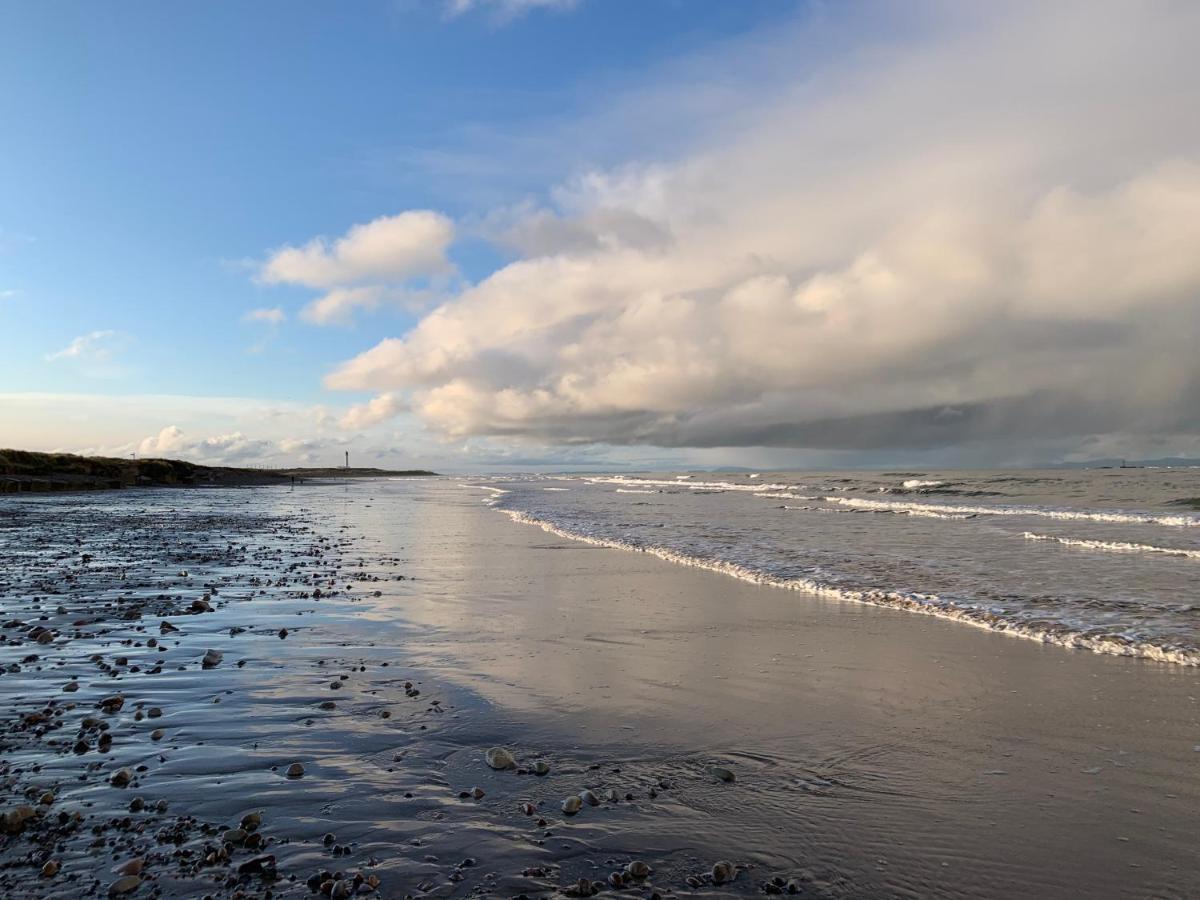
[0,449,435,493]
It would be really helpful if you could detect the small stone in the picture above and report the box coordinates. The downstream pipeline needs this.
[150,729,164,741]
[110,768,133,788]
[625,861,651,878]
[278,628,288,639]
[580,788,600,806]
[712,860,736,884]
[201,649,223,668]
[470,786,485,799]
[285,762,305,778]
[107,875,141,896]
[561,795,583,815]
[2,805,36,835]
[532,761,551,776]
[485,747,516,770]
[708,766,736,783]
[41,859,60,878]
[63,681,80,693]
[147,707,162,718]
[223,828,247,844]
[241,811,262,831]
[114,858,144,876]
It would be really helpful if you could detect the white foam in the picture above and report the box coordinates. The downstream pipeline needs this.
[587,475,795,493]
[542,487,570,491]
[499,509,1200,667]
[754,491,819,501]
[1023,532,1200,559]
[615,488,657,494]
[902,479,945,488]
[459,484,510,495]
[826,496,1200,528]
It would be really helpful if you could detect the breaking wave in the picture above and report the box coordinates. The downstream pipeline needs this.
[1023,532,1200,559]
[499,508,1200,666]
[826,496,1200,527]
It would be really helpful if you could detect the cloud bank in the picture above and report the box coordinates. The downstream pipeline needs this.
[319,2,1200,456]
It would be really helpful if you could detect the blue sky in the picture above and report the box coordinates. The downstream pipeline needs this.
[4,1,1200,471]
[1,0,794,399]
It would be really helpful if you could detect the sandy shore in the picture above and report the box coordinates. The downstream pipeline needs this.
[1,480,1197,899]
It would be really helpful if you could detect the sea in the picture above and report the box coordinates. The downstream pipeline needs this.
[459,468,1200,666]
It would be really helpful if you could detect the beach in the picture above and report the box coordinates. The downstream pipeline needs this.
[1,478,1197,899]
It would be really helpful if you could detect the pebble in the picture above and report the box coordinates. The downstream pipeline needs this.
[709,766,736,783]
[580,789,600,807]
[107,875,141,896]
[712,860,737,884]
[485,747,517,770]
[109,768,133,788]
[626,861,651,878]
[40,859,59,878]
[285,762,305,778]
[562,795,583,815]
[114,858,144,876]
[201,648,223,669]
[532,761,551,776]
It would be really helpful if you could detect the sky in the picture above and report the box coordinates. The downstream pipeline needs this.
[3,0,1199,472]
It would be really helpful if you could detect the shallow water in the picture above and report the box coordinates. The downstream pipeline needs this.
[473,469,1200,665]
[2,480,1198,900]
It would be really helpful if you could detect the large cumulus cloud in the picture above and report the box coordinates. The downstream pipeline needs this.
[325,1,1200,453]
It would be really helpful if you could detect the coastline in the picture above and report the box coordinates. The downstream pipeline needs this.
[1,480,1197,898]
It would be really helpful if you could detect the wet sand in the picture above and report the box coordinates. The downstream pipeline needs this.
[1,480,1197,899]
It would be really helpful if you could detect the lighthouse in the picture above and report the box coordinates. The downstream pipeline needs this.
[345,451,349,469]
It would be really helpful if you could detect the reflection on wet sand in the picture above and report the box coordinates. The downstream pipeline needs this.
[0,481,1196,899]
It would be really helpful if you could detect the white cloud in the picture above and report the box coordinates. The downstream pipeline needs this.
[300,287,385,326]
[338,392,408,430]
[260,211,454,290]
[443,0,579,21]
[46,330,131,366]
[326,1,1200,454]
[0,289,19,300]
[243,306,286,325]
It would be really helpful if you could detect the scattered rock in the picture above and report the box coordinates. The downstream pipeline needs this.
[285,762,305,778]
[485,747,516,770]
[107,875,141,896]
[201,648,223,668]
[712,860,737,884]
[709,766,736,783]
[1,805,37,835]
[562,795,583,815]
[626,861,651,878]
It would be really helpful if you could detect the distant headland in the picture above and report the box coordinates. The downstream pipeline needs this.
[0,448,436,494]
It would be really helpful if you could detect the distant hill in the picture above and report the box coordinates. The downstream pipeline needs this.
[0,449,435,494]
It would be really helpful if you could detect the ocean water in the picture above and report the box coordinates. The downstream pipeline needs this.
[462,469,1200,665]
